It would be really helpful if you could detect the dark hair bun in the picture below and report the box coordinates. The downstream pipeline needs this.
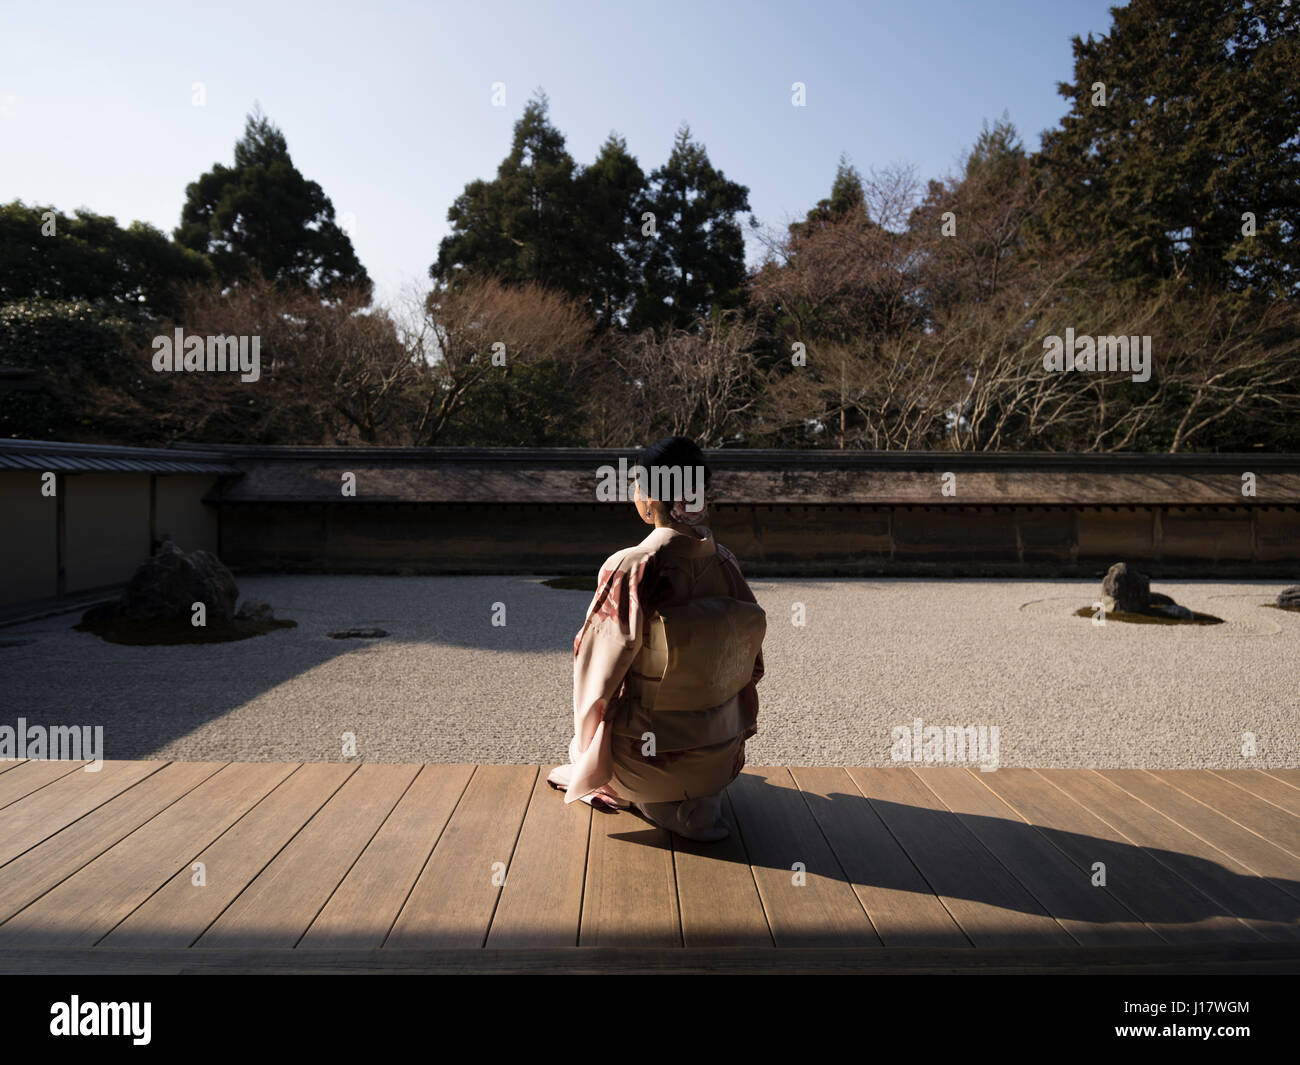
[637,435,711,490]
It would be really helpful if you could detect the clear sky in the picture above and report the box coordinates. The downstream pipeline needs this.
[2,0,1119,307]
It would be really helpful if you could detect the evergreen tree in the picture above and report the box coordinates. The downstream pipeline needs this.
[0,202,211,319]
[965,116,1025,182]
[176,108,371,301]
[1036,0,1299,295]
[791,154,867,236]
[0,298,159,442]
[632,124,752,331]
[434,91,585,296]
[574,133,648,329]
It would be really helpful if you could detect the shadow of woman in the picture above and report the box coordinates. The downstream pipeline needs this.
[604,768,1300,941]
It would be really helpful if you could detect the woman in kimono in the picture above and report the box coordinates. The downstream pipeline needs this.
[547,437,766,842]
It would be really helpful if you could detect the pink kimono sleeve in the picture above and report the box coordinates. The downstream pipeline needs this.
[548,555,650,805]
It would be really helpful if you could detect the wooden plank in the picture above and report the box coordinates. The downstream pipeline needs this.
[485,767,592,949]
[846,768,1072,948]
[1262,769,1300,789]
[102,762,355,948]
[0,763,292,948]
[195,763,416,949]
[1149,770,1300,859]
[578,796,680,948]
[0,759,87,809]
[0,760,27,776]
[1069,771,1299,942]
[673,791,773,947]
[386,765,537,949]
[1210,771,1300,818]
[0,761,166,865]
[727,767,880,947]
[301,764,474,949]
[979,768,1254,943]
[915,769,1158,946]
[789,766,967,947]
[0,762,226,926]
[1095,770,1300,901]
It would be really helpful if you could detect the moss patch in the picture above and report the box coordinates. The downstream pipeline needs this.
[1073,606,1224,626]
[541,577,597,591]
[75,616,297,646]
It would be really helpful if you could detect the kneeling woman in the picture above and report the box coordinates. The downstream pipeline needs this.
[548,437,766,842]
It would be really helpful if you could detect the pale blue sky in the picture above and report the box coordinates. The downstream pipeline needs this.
[1,0,1118,307]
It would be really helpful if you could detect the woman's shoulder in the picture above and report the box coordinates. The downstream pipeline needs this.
[597,532,664,579]
[613,527,687,564]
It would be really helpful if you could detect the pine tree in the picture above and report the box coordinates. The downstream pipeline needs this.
[1036,0,1299,296]
[574,133,647,329]
[434,91,585,296]
[176,108,370,301]
[791,154,867,236]
[632,124,752,331]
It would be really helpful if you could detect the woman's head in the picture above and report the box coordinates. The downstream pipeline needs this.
[633,435,711,527]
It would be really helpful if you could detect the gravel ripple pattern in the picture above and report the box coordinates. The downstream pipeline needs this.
[2,576,1296,768]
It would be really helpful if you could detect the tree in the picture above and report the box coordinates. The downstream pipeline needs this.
[631,125,752,331]
[0,202,211,319]
[0,298,160,442]
[87,276,409,446]
[432,101,752,334]
[909,117,1055,318]
[433,92,586,298]
[408,275,594,445]
[574,134,648,329]
[176,108,371,301]
[750,163,930,447]
[1036,0,1300,296]
[0,204,211,443]
[609,312,765,446]
[789,155,866,238]
[753,163,919,345]
[433,101,651,329]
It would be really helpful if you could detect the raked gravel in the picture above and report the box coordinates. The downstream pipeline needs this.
[2,575,1297,768]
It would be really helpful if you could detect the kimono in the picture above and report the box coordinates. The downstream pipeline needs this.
[547,524,766,812]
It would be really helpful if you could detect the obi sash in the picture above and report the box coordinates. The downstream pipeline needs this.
[613,596,765,751]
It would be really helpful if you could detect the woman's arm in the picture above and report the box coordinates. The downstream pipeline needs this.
[552,553,652,804]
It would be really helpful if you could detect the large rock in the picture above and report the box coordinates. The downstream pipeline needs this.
[1277,586,1300,609]
[1102,562,1150,613]
[121,540,239,625]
